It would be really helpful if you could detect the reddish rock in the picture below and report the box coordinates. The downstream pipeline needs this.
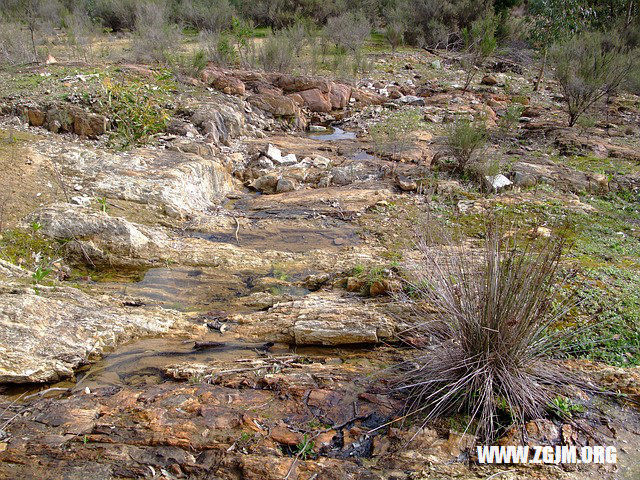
[213,76,245,96]
[329,84,352,109]
[26,108,46,127]
[270,424,303,446]
[481,74,498,85]
[247,94,300,117]
[72,109,108,138]
[276,74,331,94]
[286,93,305,107]
[254,82,283,96]
[522,106,542,118]
[298,88,332,113]
[387,87,403,99]
[400,85,416,96]
[351,88,386,106]
[202,69,246,96]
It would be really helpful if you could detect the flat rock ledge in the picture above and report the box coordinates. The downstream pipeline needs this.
[0,282,184,383]
[231,292,396,345]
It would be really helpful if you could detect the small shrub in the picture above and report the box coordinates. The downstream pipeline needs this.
[460,12,498,91]
[383,6,407,51]
[88,0,137,31]
[175,0,234,32]
[445,118,487,173]
[0,20,32,64]
[324,11,371,54]
[253,30,295,73]
[550,32,637,127]
[394,218,586,441]
[370,108,422,157]
[103,75,172,149]
[498,104,524,137]
[132,1,182,65]
[63,6,97,62]
[200,30,237,66]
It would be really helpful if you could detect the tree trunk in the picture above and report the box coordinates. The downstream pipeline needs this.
[534,48,547,92]
[29,26,37,62]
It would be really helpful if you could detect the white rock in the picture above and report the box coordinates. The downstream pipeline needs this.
[484,174,513,191]
[280,153,297,166]
[71,196,92,207]
[266,144,282,163]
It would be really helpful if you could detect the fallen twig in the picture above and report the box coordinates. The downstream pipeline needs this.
[23,387,70,401]
[233,216,240,244]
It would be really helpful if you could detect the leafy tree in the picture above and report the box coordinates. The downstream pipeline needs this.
[383,5,407,51]
[1,0,63,61]
[460,12,498,91]
[527,0,596,90]
[324,11,371,53]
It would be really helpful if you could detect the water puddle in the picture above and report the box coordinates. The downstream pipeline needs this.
[72,334,285,392]
[0,334,291,401]
[307,126,356,141]
[99,266,252,312]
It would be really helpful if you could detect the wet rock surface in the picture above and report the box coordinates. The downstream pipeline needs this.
[0,281,185,383]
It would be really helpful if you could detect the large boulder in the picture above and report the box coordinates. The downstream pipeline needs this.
[298,88,332,113]
[201,68,246,96]
[30,105,108,138]
[329,84,352,110]
[247,93,300,117]
[72,109,109,138]
[191,103,246,145]
[24,203,165,258]
[511,159,609,194]
[43,145,235,214]
[274,74,331,94]
[352,88,387,106]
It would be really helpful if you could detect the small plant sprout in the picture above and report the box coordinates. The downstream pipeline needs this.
[97,197,109,213]
[30,221,42,234]
[295,434,315,460]
[548,396,585,419]
[32,265,52,285]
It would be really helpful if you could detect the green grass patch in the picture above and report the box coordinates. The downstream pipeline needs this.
[0,229,65,269]
[564,154,640,177]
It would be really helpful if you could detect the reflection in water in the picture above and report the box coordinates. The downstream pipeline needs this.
[308,126,356,141]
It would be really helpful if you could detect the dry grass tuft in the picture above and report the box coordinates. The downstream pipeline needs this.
[394,218,585,441]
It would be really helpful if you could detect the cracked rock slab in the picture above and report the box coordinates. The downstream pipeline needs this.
[0,282,184,383]
[231,292,395,345]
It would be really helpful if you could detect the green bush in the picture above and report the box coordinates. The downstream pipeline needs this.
[498,103,524,136]
[132,1,182,65]
[445,118,487,172]
[324,11,371,54]
[370,108,422,157]
[103,75,172,149]
[550,31,637,126]
[88,0,137,31]
[253,30,296,72]
[173,0,234,32]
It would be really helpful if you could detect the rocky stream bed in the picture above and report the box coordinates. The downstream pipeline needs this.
[0,57,639,479]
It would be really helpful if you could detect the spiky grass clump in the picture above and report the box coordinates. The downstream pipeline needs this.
[395,221,580,441]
